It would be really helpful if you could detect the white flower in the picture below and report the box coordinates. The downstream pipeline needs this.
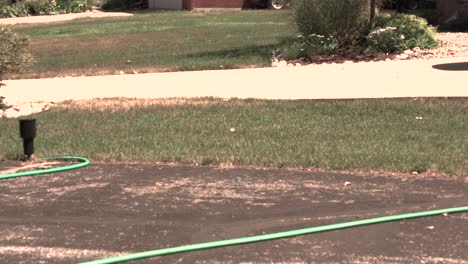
[370,26,397,35]
[309,34,325,38]
[400,34,405,39]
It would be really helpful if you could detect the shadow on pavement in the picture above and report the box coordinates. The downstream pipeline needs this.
[432,62,468,71]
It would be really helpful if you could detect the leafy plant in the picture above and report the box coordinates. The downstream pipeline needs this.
[0,26,33,110]
[24,0,58,15]
[1,0,91,17]
[293,0,370,47]
[57,0,92,13]
[1,1,29,17]
[367,13,438,53]
[277,34,339,61]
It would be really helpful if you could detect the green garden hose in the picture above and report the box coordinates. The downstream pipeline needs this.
[80,206,468,264]
[0,156,90,180]
[0,157,466,264]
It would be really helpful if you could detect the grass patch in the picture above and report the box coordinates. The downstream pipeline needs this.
[0,98,466,175]
[8,10,296,79]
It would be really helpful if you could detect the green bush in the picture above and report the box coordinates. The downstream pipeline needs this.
[0,26,33,110]
[1,0,52,17]
[0,0,91,17]
[57,0,92,13]
[24,0,58,15]
[1,0,29,17]
[293,0,370,47]
[367,13,438,53]
[277,34,339,61]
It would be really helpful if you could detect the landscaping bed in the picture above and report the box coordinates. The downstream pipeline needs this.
[273,32,468,67]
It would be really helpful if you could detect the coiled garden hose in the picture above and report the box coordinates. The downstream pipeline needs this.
[0,157,467,264]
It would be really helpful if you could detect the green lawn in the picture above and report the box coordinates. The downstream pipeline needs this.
[9,10,296,79]
[1,98,466,176]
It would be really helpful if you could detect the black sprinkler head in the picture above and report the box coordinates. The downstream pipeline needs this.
[19,119,36,160]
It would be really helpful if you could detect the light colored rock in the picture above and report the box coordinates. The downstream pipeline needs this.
[276,60,287,67]
[271,58,283,67]
[396,54,409,60]
[403,50,413,55]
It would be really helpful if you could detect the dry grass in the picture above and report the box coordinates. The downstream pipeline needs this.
[53,97,266,112]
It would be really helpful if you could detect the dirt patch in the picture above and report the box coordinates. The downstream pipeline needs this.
[53,98,225,112]
[47,183,109,196]
[35,97,273,113]
[0,246,128,260]
[438,33,468,47]
[1,163,467,264]
[425,33,468,57]
[121,177,299,206]
[0,98,221,118]
[0,160,61,175]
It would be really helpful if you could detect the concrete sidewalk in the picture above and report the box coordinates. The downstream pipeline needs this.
[3,56,468,104]
[0,10,133,25]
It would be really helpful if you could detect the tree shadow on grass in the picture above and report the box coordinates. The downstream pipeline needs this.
[175,44,278,69]
[432,62,468,71]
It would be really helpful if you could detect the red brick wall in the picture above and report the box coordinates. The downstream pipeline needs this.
[184,0,248,9]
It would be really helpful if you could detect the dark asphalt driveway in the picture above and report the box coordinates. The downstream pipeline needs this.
[0,163,467,264]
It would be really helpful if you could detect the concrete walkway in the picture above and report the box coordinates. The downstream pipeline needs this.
[3,56,468,104]
[0,10,133,25]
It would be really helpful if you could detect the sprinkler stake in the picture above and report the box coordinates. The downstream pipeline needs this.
[19,119,36,160]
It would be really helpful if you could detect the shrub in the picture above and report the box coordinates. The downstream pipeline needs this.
[24,0,58,15]
[57,0,92,13]
[0,0,91,17]
[293,0,370,47]
[1,0,30,17]
[0,26,33,110]
[277,34,339,61]
[367,13,438,53]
